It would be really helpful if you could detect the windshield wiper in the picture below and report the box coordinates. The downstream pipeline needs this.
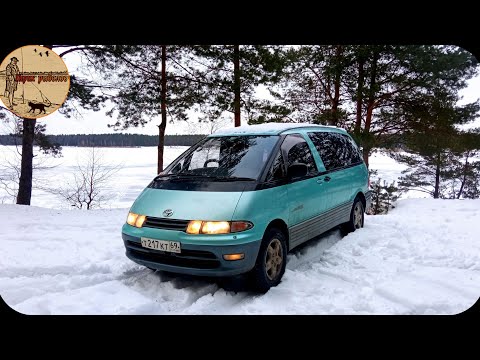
[206,176,256,182]
[153,174,179,181]
[153,174,255,182]
[153,173,198,181]
[154,173,216,182]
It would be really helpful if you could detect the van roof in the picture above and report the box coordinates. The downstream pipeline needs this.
[210,123,347,136]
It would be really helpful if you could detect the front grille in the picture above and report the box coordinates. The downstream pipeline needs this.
[125,241,220,269]
[143,217,189,231]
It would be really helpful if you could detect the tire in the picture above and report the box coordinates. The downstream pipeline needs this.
[340,197,365,236]
[250,227,288,293]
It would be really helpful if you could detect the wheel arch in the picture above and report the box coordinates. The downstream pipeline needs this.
[354,191,366,211]
[265,219,290,251]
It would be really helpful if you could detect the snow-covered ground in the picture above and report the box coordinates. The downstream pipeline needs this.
[1,199,479,314]
[1,145,478,314]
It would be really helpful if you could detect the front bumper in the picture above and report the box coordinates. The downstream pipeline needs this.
[122,232,261,277]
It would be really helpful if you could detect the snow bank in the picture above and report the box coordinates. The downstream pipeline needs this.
[0,199,479,314]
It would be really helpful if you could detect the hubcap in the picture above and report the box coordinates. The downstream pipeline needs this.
[353,203,363,229]
[265,238,283,281]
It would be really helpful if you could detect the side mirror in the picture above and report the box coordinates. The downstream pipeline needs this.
[287,163,308,180]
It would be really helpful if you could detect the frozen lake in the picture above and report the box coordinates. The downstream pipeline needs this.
[0,146,188,208]
[0,145,414,209]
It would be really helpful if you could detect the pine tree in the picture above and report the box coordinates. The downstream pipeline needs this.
[78,45,209,173]
[13,44,109,205]
[189,45,284,127]
[267,45,478,168]
[261,45,353,126]
[442,130,480,199]
[369,179,400,215]
[393,92,480,198]
[0,110,62,203]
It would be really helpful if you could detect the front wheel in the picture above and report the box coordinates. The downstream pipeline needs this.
[250,228,287,293]
[341,198,364,236]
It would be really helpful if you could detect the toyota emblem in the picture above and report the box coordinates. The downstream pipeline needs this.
[163,209,173,217]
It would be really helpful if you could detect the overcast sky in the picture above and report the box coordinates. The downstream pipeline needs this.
[31,48,480,135]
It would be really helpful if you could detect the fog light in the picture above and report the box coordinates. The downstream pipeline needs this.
[223,253,245,261]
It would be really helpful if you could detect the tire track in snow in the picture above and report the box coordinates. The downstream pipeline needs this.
[118,268,223,313]
[287,228,343,271]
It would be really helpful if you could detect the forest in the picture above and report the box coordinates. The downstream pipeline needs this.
[0,133,205,147]
[1,45,479,207]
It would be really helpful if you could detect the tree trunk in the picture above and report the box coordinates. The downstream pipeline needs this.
[16,119,36,205]
[364,50,378,133]
[361,50,379,171]
[456,152,470,199]
[433,153,441,199]
[157,45,167,174]
[331,45,343,126]
[355,57,365,135]
[233,45,241,127]
[364,105,374,133]
[16,45,54,205]
[362,146,370,169]
[374,185,380,214]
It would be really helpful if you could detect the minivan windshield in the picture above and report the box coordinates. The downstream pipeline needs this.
[164,135,279,180]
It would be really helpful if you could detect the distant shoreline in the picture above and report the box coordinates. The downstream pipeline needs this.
[0,133,207,147]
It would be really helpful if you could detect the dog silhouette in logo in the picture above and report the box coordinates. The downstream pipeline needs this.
[28,101,49,115]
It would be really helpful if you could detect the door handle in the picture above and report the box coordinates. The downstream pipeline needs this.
[316,176,331,184]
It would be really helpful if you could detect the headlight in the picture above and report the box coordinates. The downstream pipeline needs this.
[127,212,146,228]
[201,221,230,234]
[186,220,253,234]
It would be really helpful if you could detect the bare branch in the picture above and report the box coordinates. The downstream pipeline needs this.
[55,147,122,210]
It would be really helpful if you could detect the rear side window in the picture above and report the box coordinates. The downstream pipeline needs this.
[308,132,362,171]
[281,134,318,175]
[342,134,363,164]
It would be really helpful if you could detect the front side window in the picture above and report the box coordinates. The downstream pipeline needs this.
[281,134,318,176]
[265,151,285,182]
[167,135,279,180]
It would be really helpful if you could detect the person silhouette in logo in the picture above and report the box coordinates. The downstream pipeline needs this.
[5,57,19,109]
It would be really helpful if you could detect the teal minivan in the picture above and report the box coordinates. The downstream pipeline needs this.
[122,124,371,292]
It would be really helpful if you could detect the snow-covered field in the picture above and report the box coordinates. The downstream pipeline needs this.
[1,146,478,314]
[1,199,479,314]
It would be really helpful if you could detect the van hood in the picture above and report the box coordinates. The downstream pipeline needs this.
[130,188,244,221]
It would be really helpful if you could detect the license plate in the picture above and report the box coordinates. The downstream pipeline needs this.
[140,237,181,253]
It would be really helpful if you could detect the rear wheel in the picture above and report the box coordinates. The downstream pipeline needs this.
[250,227,287,293]
[341,197,364,236]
